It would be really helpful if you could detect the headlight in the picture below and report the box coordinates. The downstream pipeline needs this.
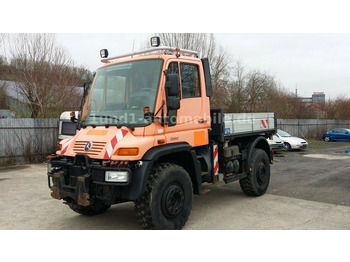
[105,171,130,183]
[47,163,53,173]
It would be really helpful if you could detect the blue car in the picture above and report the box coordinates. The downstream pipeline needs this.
[323,128,350,142]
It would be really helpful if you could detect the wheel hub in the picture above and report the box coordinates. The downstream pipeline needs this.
[257,162,267,185]
[161,183,185,218]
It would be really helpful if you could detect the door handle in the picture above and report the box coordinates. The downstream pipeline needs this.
[198,119,208,124]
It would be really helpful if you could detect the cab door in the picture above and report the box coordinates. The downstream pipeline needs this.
[164,60,210,147]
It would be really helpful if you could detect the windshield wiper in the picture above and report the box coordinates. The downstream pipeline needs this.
[90,115,120,121]
[116,122,135,131]
[84,115,135,131]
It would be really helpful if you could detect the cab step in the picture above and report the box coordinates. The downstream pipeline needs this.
[223,173,248,184]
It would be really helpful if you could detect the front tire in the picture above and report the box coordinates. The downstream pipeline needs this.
[283,142,292,151]
[324,136,331,142]
[134,163,193,230]
[239,149,270,196]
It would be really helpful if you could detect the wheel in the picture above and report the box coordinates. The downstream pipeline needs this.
[324,136,331,142]
[134,163,193,230]
[239,149,270,196]
[283,142,292,151]
[65,199,111,216]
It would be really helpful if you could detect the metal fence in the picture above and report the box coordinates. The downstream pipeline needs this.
[0,118,58,165]
[277,119,350,139]
[1,117,350,165]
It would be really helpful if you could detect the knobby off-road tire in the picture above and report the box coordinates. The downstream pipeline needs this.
[66,200,111,216]
[134,163,193,230]
[239,149,270,196]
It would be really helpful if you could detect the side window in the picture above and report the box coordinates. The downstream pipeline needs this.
[168,62,179,75]
[180,63,201,98]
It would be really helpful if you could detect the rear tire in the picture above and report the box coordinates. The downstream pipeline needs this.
[239,149,270,196]
[134,163,193,230]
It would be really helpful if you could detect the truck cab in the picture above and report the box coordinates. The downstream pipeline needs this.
[58,111,79,141]
[48,37,275,230]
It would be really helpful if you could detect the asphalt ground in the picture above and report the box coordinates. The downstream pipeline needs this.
[0,140,349,230]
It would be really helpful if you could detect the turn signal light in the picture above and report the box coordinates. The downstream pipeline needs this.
[117,148,139,156]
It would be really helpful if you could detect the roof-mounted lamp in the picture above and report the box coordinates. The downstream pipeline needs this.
[150,36,160,47]
[100,49,109,58]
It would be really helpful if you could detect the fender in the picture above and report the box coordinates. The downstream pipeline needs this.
[246,136,272,172]
[123,143,202,199]
[142,142,192,161]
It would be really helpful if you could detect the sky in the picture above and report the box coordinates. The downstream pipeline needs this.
[2,0,350,102]
[56,33,350,100]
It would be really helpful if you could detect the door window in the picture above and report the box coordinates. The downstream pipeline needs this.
[180,63,201,98]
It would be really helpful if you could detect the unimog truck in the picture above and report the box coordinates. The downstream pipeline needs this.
[47,37,276,229]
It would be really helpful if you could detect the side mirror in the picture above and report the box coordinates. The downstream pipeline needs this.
[167,97,180,110]
[166,74,180,96]
[83,83,90,96]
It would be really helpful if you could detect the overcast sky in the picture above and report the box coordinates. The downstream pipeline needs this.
[56,33,350,100]
[3,1,350,100]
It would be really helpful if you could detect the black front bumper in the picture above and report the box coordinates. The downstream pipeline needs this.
[48,154,153,206]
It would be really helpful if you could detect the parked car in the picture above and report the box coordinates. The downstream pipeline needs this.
[276,129,308,151]
[322,128,350,142]
[267,135,285,152]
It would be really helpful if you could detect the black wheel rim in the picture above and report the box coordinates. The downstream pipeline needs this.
[257,162,267,185]
[161,183,185,219]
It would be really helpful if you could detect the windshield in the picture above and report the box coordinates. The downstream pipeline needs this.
[81,59,163,126]
[277,129,292,137]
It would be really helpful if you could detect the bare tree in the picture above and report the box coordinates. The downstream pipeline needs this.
[0,81,7,109]
[158,33,231,108]
[225,60,248,112]
[6,34,84,118]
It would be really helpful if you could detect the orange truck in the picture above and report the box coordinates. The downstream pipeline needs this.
[47,37,276,229]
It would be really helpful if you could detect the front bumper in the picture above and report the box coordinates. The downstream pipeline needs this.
[48,154,152,206]
[293,143,308,150]
[269,143,284,152]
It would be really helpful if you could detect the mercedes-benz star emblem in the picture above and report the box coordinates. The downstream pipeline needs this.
[84,142,92,152]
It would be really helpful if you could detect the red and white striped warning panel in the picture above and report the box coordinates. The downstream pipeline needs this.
[260,119,269,129]
[61,137,73,154]
[103,129,128,159]
[213,144,219,176]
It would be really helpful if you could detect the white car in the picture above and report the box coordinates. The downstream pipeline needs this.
[267,135,285,152]
[276,129,308,151]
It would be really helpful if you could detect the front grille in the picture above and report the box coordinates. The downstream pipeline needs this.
[73,141,106,157]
